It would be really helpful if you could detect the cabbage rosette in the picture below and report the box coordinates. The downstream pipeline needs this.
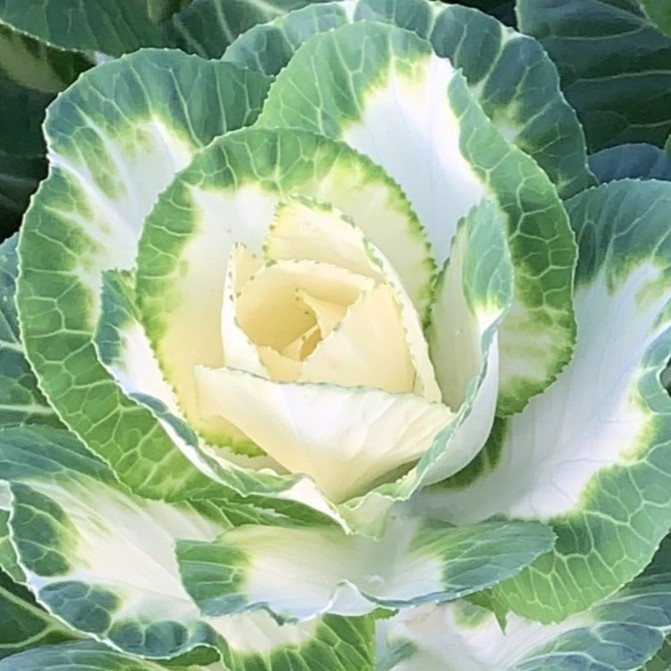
[3,0,671,669]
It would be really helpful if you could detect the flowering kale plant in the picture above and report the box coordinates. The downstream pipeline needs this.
[2,0,671,669]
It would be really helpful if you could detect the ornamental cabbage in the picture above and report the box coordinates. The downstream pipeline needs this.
[2,1,671,670]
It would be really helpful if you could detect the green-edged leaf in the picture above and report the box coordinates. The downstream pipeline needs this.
[0,23,91,93]
[17,50,272,501]
[226,0,594,199]
[590,143,671,183]
[0,641,187,670]
[168,0,333,58]
[132,127,438,509]
[517,0,671,152]
[176,517,553,622]
[422,199,512,485]
[0,0,165,56]
[380,536,671,671]
[413,180,671,622]
[0,425,226,660]
[222,2,354,76]
[0,235,61,428]
[258,20,577,414]
[94,269,346,528]
[214,613,376,671]
[0,570,76,660]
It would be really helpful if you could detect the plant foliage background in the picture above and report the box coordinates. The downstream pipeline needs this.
[2,1,671,670]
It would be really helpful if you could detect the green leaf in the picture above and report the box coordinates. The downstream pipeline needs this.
[0,71,50,157]
[0,570,76,660]
[643,636,671,671]
[17,50,272,501]
[636,0,671,38]
[0,71,51,240]
[0,0,165,56]
[0,642,185,670]
[258,20,577,414]
[414,180,671,622]
[0,23,90,93]
[381,536,671,670]
[421,199,513,486]
[0,235,61,428]
[146,0,192,23]
[589,143,671,182]
[0,152,46,241]
[168,0,333,58]
[517,0,671,152]
[176,517,554,621]
[227,0,595,199]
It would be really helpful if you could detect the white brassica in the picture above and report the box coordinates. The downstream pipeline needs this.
[2,1,671,670]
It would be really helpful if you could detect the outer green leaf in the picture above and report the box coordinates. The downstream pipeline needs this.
[413,180,671,622]
[518,0,671,152]
[0,71,50,158]
[0,235,61,428]
[17,50,272,501]
[258,21,577,414]
[0,152,46,240]
[589,143,671,183]
[381,537,671,670]
[643,636,671,671]
[147,0,192,23]
[0,23,90,93]
[226,0,595,199]
[168,0,333,58]
[0,72,50,239]
[0,0,165,56]
[0,641,188,670]
[176,517,554,622]
[636,0,671,39]
[0,570,76,660]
